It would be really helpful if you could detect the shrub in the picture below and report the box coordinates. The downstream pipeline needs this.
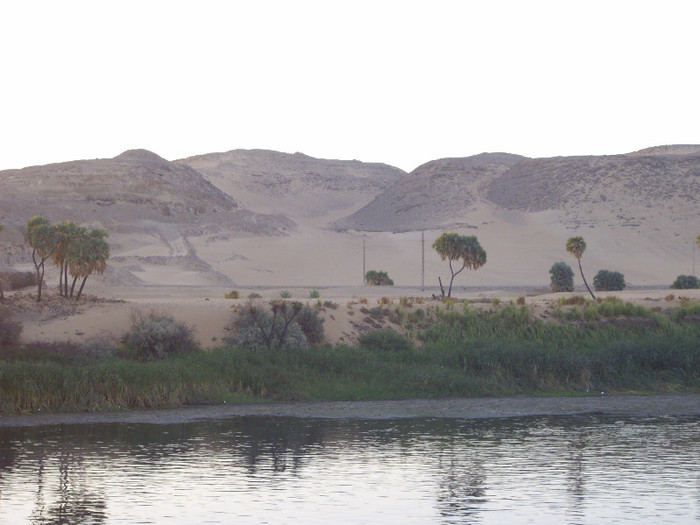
[365,270,394,286]
[369,306,384,317]
[0,271,37,291]
[549,262,574,292]
[407,308,426,323]
[233,301,309,350]
[122,311,197,360]
[309,289,321,299]
[224,290,240,299]
[358,329,412,352]
[671,275,700,289]
[294,305,325,344]
[593,270,626,291]
[558,295,586,306]
[280,290,292,298]
[248,293,262,299]
[0,306,22,349]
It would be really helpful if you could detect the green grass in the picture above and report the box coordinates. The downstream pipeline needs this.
[2,303,700,414]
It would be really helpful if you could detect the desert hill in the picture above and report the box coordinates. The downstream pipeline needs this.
[626,144,700,157]
[0,150,294,285]
[487,149,700,231]
[177,149,405,224]
[330,146,699,288]
[1,145,698,289]
[333,153,525,232]
[335,147,699,234]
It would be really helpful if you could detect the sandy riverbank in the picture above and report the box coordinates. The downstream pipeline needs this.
[6,284,700,348]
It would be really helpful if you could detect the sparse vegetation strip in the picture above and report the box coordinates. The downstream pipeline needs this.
[1,300,699,415]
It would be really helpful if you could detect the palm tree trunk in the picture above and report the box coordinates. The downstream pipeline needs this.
[37,265,44,302]
[75,276,89,300]
[58,262,64,296]
[70,275,79,298]
[578,258,596,300]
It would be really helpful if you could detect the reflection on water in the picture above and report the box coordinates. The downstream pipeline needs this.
[1,415,699,524]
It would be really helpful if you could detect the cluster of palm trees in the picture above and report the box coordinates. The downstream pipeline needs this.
[24,216,110,301]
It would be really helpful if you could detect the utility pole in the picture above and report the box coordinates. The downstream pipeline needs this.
[421,231,425,291]
[362,237,366,286]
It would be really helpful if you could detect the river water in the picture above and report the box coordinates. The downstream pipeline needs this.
[1,413,699,524]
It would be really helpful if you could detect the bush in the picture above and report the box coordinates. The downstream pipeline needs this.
[294,305,325,344]
[0,306,22,349]
[365,270,394,286]
[224,290,240,299]
[358,329,412,352]
[593,270,626,291]
[0,271,37,291]
[549,262,574,292]
[233,302,309,350]
[122,311,197,360]
[280,290,292,298]
[309,289,320,299]
[558,295,586,306]
[671,275,700,289]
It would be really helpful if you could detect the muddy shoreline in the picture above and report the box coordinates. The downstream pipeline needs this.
[2,393,699,427]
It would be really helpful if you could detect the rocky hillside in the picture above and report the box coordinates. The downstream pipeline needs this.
[333,153,525,231]
[335,147,700,233]
[0,149,292,234]
[487,149,700,230]
[0,150,294,285]
[177,149,406,222]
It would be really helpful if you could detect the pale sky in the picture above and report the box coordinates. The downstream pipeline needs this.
[2,0,698,173]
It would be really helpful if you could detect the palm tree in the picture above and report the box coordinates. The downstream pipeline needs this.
[52,221,80,297]
[433,232,487,297]
[25,216,58,302]
[67,228,109,300]
[566,236,596,300]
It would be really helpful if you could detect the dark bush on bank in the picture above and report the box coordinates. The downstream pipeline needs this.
[593,270,626,291]
[122,311,197,360]
[0,271,37,291]
[671,274,700,289]
[549,262,574,292]
[0,306,22,350]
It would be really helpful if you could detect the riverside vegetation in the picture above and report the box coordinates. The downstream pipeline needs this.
[1,295,700,414]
